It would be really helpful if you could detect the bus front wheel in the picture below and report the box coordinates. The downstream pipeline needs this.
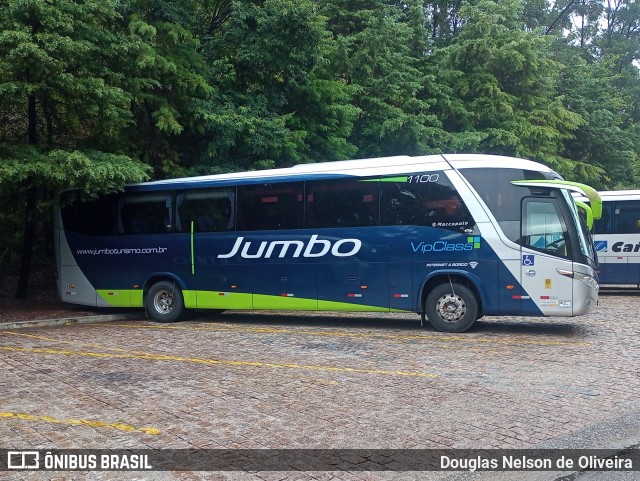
[145,281,184,323]
[425,283,478,333]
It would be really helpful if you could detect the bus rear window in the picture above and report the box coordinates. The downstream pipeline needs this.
[60,191,116,236]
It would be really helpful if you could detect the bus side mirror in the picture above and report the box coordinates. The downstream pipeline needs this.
[575,201,594,230]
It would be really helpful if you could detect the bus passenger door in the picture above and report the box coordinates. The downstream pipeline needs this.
[520,197,576,316]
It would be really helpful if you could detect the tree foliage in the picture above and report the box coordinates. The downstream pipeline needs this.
[0,0,152,296]
[320,0,449,157]
[193,0,358,173]
[437,0,590,178]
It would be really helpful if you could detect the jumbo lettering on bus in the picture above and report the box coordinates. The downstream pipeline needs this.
[217,235,362,259]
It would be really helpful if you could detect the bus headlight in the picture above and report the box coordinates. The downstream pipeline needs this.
[557,269,599,291]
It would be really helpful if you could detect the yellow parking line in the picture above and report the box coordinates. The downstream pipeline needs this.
[0,345,436,378]
[0,331,143,354]
[1,323,588,348]
[0,411,159,434]
[102,323,591,347]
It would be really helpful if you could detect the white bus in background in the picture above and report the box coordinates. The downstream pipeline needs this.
[588,190,640,286]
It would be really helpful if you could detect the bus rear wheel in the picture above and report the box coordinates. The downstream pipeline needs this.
[145,281,184,323]
[425,283,478,333]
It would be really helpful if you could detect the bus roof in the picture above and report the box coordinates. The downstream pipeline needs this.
[596,190,640,201]
[125,154,558,192]
[574,190,640,203]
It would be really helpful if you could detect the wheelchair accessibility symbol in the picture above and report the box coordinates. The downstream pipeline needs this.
[522,255,535,266]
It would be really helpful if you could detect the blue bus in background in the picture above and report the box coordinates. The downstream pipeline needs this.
[55,154,601,332]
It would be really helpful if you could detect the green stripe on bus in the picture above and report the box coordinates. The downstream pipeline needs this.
[183,290,197,309]
[253,294,318,310]
[379,176,409,182]
[97,289,143,308]
[191,290,253,309]
[99,289,409,313]
[190,221,195,275]
[190,291,400,312]
[362,176,408,183]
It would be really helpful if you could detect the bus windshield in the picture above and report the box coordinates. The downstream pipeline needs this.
[561,189,597,264]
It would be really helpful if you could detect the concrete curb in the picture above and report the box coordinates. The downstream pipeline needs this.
[0,313,142,330]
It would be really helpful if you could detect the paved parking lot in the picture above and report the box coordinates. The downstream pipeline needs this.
[1,291,640,480]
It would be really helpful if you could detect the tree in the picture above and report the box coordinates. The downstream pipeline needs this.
[593,0,640,73]
[0,0,150,297]
[434,0,603,180]
[424,0,464,44]
[121,0,213,175]
[189,0,358,173]
[320,0,448,157]
[543,0,640,187]
[555,51,639,187]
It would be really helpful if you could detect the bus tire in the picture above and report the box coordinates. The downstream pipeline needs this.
[145,281,184,323]
[425,283,477,333]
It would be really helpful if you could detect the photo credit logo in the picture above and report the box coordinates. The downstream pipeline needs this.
[7,451,39,469]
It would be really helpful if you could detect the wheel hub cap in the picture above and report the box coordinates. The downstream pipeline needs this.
[154,290,173,313]
[436,294,465,322]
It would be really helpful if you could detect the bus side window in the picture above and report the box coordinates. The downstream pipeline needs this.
[237,182,303,231]
[305,179,379,228]
[380,174,475,232]
[118,193,172,235]
[176,188,235,232]
[613,200,640,234]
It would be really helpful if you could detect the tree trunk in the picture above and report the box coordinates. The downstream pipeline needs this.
[15,93,39,298]
[15,184,38,298]
[28,92,37,144]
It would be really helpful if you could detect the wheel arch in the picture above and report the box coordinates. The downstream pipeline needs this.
[143,272,187,295]
[418,270,485,318]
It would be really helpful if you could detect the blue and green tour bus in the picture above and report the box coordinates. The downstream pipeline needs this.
[54,154,601,332]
